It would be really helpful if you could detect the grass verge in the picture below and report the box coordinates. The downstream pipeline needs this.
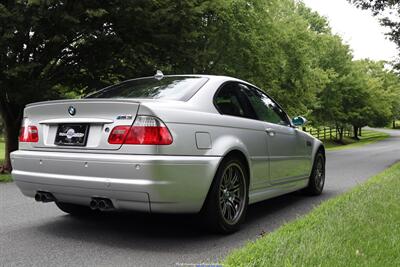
[224,163,400,267]
[0,174,12,182]
[0,140,12,183]
[324,130,390,151]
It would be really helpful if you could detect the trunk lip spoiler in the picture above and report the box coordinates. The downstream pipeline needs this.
[39,118,114,124]
[26,99,141,107]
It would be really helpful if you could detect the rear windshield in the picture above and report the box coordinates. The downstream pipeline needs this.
[86,76,208,101]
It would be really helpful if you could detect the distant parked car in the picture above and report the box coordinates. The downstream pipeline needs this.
[11,72,325,233]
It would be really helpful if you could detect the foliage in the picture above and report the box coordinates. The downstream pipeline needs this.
[349,1,400,65]
[224,162,400,267]
[0,174,12,182]
[313,58,400,139]
[0,0,133,171]
[311,35,353,130]
[1,0,400,170]
[347,1,400,129]
[350,0,400,13]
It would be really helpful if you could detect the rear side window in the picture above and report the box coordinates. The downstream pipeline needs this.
[214,83,256,119]
[86,76,208,101]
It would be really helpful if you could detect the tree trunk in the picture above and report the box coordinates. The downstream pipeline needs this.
[0,95,23,173]
[337,126,344,143]
[353,125,359,140]
[1,122,19,173]
[394,120,396,129]
[359,127,362,137]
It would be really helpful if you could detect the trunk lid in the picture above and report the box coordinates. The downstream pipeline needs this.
[22,99,140,151]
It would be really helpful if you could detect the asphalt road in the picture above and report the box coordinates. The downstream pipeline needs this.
[1,128,399,267]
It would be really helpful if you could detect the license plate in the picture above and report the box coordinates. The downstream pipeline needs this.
[55,124,89,146]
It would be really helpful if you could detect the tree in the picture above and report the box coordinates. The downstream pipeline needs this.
[349,0,399,14]
[365,60,400,128]
[349,1,400,65]
[1,0,398,172]
[310,33,354,141]
[0,1,129,172]
[0,0,344,174]
[0,0,230,172]
[340,61,376,140]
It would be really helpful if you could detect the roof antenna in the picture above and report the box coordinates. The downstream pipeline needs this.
[154,70,164,81]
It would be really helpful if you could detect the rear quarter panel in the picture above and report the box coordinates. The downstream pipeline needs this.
[137,102,272,190]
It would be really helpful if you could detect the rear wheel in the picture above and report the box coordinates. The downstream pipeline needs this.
[202,156,248,234]
[303,151,325,196]
[55,202,97,216]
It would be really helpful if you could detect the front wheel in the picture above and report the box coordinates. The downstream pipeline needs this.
[303,151,325,196]
[202,156,249,234]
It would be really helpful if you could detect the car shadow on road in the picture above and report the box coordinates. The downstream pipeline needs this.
[35,190,336,252]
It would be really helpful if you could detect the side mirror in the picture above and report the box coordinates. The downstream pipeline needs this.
[292,116,307,127]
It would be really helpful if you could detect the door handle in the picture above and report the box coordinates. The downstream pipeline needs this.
[265,128,275,137]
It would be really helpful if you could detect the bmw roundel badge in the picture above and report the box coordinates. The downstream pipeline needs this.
[68,106,76,116]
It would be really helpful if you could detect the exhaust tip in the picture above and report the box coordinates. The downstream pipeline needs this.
[98,200,107,210]
[89,200,99,210]
[34,193,42,202]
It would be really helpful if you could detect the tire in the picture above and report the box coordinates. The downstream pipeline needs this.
[202,156,249,234]
[55,202,97,216]
[303,151,325,196]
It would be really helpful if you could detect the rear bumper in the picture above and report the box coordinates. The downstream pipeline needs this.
[11,150,221,213]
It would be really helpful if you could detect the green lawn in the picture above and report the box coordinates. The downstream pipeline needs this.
[324,130,390,151]
[224,163,400,267]
[0,173,12,182]
[0,140,12,182]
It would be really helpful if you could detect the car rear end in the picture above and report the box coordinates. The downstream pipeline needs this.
[11,76,220,213]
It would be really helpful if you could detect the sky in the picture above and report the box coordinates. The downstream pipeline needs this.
[302,0,398,62]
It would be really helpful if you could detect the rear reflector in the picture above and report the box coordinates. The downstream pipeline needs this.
[108,126,130,144]
[108,116,173,145]
[19,126,39,143]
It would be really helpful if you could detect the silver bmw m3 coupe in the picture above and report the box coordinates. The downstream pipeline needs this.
[11,73,325,233]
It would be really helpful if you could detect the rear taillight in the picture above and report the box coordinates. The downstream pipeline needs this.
[108,116,173,145]
[19,126,39,143]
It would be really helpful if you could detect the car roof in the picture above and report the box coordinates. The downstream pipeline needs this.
[122,74,261,90]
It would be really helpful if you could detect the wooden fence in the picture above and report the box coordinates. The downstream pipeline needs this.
[302,126,352,141]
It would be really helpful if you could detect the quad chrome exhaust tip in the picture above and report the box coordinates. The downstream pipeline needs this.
[89,199,99,210]
[89,198,114,211]
[35,191,56,203]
